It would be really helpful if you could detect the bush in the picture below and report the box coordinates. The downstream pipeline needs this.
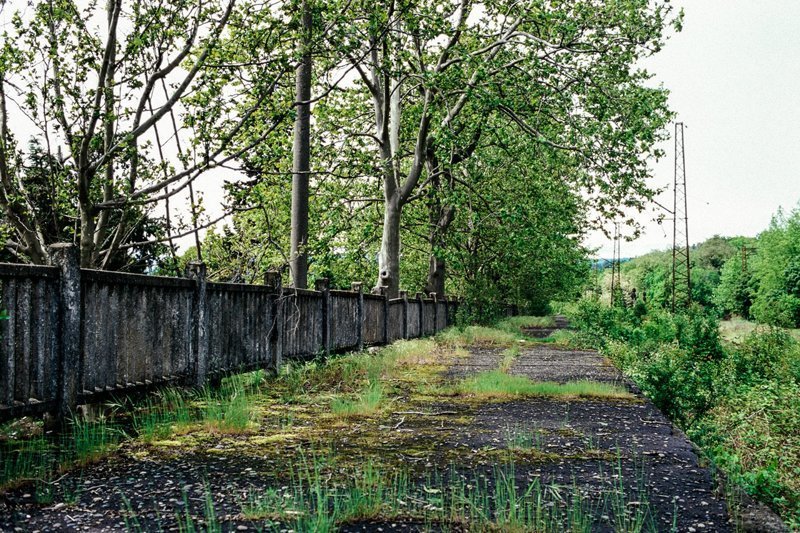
[724,328,800,389]
[691,381,800,523]
[751,291,800,328]
[672,305,725,361]
[627,343,720,424]
[565,295,800,524]
[564,300,723,423]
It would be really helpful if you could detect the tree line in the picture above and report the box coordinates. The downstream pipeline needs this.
[613,202,800,328]
[0,0,681,312]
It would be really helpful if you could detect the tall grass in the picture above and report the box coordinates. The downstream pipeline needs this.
[437,325,523,347]
[65,417,122,466]
[1,415,120,498]
[133,388,194,442]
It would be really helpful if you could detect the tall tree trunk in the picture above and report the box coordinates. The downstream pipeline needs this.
[425,205,455,296]
[377,193,401,296]
[424,158,455,296]
[78,192,96,268]
[93,0,118,266]
[289,0,312,288]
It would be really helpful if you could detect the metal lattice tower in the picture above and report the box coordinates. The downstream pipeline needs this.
[671,122,691,312]
[611,222,623,306]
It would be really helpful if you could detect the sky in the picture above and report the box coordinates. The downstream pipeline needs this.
[585,0,800,259]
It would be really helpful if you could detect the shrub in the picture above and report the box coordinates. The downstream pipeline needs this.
[672,305,725,361]
[626,343,719,424]
[692,380,800,523]
[751,291,800,329]
[725,328,800,389]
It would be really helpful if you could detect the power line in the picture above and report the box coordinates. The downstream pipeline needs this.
[671,122,691,312]
[611,222,623,307]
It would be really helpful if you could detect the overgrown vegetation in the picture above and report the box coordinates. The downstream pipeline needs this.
[559,298,800,526]
[123,449,658,533]
[605,203,800,329]
[2,320,669,530]
[0,417,121,497]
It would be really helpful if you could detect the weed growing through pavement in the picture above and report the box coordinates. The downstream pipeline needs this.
[330,382,384,418]
[498,346,521,372]
[200,382,257,435]
[503,424,544,451]
[0,416,120,498]
[454,370,634,400]
[120,452,660,532]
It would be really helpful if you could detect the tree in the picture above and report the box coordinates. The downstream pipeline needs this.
[0,0,292,268]
[714,253,754,318]
[338,0,679,296]
[749,206,800,327]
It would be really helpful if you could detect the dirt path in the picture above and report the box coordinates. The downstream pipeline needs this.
[0,322,755,532]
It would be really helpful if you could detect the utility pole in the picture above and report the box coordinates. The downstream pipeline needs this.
[611,222,623,306]
[671,122,691,312]
[741,246,757,275]
[289,0,313,288]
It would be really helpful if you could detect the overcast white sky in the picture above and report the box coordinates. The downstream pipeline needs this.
[586,0,800,258]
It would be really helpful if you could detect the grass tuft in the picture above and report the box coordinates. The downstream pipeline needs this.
[200,384,258,434]
[331,383,384,418]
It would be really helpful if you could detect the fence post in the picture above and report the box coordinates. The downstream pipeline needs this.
[443,295,449,328]
[315,278,331,356]
[50,243,81,420]
[380,286,389,345]
[352,282,364,351]
[265,271,283,372]
[400,291,408,339]
[430,293,438,333]
[416,292,425,337]
[186,262,209,387]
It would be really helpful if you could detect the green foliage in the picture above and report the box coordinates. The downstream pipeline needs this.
[200,383,258,434]
[330,383,384,418]
[564,299,723,423]
[691,380,800,525]
[714,252,755,318]
[566,296,800,524]
[749,205,800,327]
[617,235,739,311]
[0,416,120,493]
[724,328,800,388]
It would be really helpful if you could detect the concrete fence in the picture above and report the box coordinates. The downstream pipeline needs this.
[0,245,460,421]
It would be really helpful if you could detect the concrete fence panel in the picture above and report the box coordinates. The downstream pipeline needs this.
[0,265,60,415]
[0,246,464,420]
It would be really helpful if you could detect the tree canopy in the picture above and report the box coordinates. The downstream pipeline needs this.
[1,0,682,313]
